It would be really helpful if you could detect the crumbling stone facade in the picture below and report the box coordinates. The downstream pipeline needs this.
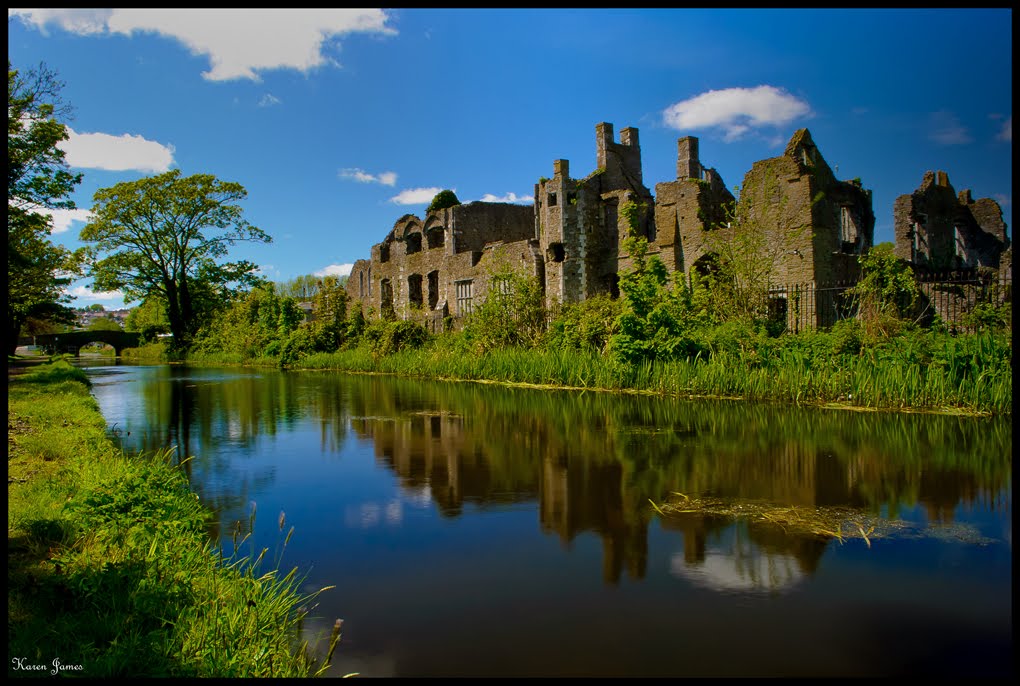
[346,202,541,330]
[653,135,736,277]
[534,123,656,304]
[346,122,1007,329]
[893,171,1010,273]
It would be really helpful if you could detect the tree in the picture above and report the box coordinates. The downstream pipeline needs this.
[276,274,321,300]
[846,242,919,337]
[124,297,171,342]
[309,275,350,351]
[427,189,460,214]
[7,61,83,354]
[79,170,271,352]
[87,316,122,332]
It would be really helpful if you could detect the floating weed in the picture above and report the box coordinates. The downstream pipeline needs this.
[649,495,920,545]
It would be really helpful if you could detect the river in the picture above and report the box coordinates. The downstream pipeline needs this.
[81,361,1012,677]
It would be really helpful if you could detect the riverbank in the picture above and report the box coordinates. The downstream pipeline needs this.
[163,324,1011,417]
[7,357,339,678]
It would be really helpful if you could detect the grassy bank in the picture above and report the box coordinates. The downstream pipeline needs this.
[8,358,340,678]
[126,323,1012,416]
[289,328,1012,416]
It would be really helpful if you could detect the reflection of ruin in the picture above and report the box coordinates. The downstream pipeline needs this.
[345,374,1010,588]
[540,455,648,584]
[349,408,650,584]
[350,412,540,518]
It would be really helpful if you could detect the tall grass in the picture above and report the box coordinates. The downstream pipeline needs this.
[8,359,341,677]
[284,327,1010,416]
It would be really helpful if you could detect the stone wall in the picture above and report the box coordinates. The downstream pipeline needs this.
[893,171,1010,272]
[345,202,537,323]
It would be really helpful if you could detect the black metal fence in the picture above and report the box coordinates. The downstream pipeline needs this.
[768,271,1012,334]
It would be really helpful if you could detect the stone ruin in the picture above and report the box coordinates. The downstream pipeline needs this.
[345,122,1009,330]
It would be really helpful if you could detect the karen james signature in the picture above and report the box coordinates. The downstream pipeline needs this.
[11,657,84,675]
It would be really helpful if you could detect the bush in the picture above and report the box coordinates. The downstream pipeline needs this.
[366,320,431,357]
[426,189,461,214]
[545,294,622,354]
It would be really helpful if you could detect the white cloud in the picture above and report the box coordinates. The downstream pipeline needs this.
[340,168,398,186]
[48,208,93,234]
[67,285,125,301]
[389,187,445,205]
[993,194,1010,207]
[315,263,353,277]
[60,128,175,172]
[997,116,1011,142]
[10,9,397,82]
[18,204,92,234]
[479,192,534,204]
[928,111,972,146]
[662,86,812,141]
[258,93,282,107]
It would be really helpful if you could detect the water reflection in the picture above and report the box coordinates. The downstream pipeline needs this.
[89,365,1011,594]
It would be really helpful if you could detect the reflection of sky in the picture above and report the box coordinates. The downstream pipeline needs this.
[670,549,804,594]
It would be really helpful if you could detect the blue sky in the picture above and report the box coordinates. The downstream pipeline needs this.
[8,8,1012,310]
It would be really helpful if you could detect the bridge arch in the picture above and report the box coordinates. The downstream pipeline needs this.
[24,330,142,357]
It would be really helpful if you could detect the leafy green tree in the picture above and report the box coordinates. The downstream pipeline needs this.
[276,274,320,300]
[309,275,350,351]
[86,303,105,312]
[427,189,460,214]
[846,242,920,337]
[463,269,546,353]
[79,170,271,352]
[608,202,713,364]
[195,285,302,359]
[7,61,83,353]
[87,316,122,331]
[125,297,171,342]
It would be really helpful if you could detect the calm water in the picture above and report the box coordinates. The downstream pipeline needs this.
[82,361,1012,677]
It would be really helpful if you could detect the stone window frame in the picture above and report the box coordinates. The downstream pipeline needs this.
[953,225,974,268]
[405,232,423,255]
[839,205,859,250]
[455,279,474,316]
[912,213,928,264]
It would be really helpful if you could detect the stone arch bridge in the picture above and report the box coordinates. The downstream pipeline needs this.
[18,330,142,356]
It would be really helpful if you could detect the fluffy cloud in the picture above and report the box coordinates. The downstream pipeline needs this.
[48,208,93,234]
[9,8,397,82]
[60,128,175,172]
[315,263,354,277]
[67,285,125,301]
[662,85,812,142]
[20,205,93,234]
[258,93,282,107]
[997,116,1011,143]
[478,192,534,204]
[928,111,972,146]
[389,187,445,205]
[340,168,398,186]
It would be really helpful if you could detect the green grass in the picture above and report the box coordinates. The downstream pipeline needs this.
[8,358,342,678]
[281,328,1010,416]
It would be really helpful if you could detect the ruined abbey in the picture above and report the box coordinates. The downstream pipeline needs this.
[346,122,1011,330]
